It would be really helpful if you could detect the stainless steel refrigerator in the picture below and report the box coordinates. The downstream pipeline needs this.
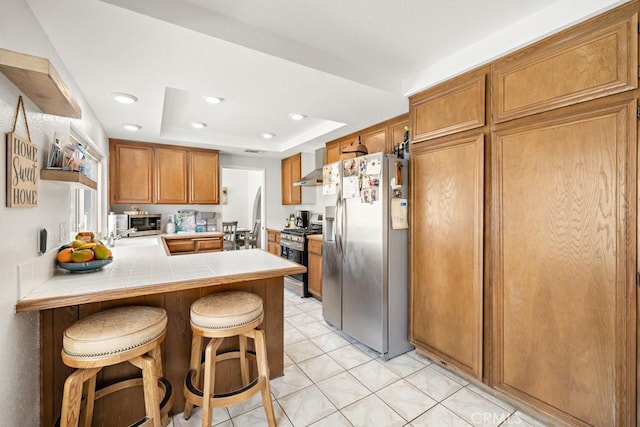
[322,152,413,360]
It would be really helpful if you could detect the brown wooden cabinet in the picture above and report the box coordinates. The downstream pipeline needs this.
[337,135,363,160]
[267,229,281,256]
[307,236,322,299]
[325,140,341,164]
[109,139,219,205]
[324,113,409,163]
[163,234,223,255]
[410,73,485,143]
[491,9,637,123]
[388,115,409,154]
[360,127,386,155]
[492,98,636,426]
[154,146,188,204]
[189,150,219,204]
[281,153,301,205]
[410,131,484,380]
[109,141,153,204]
[407,3,639,426]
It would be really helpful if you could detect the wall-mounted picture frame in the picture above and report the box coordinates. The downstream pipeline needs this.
[46,133,64,169]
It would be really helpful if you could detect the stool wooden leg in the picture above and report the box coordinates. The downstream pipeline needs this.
[183,332,203,419]
[82,373,97,427]
[130,354,162,427]
[239,334,249,386]
[150,344,163,378]
[61,367,101,427]
[252,329,276,427]
[202,338,223,427]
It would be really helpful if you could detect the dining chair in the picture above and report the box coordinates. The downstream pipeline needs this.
[246,219,261,249]
[222,221,238,251]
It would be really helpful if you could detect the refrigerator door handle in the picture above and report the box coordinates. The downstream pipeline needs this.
[336,190,343,256]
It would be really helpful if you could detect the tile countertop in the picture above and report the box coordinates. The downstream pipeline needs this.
[15,236,305,313]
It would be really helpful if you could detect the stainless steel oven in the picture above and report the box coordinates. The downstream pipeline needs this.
[280,226,322,297]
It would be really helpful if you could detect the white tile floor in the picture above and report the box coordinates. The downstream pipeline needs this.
[169,289,550,427]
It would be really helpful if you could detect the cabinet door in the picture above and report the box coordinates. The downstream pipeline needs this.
[492,100,636,426]
[189,150,219,204]
[109,142,153,204]
[338,136,360,160]
[267,230,281,256]
[360,127,386,155]
[410,72,485,143]
[165,239,196,254]
[307,239,322,299]
[194,237,222,252]
[326,140,341,164]
[388,116,409,154]
[281,154,301,205]
[492,11,637,123]
[154,147,188,204]
[410,132,484,379]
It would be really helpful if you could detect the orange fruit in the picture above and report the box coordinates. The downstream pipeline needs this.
[57,248,74,263]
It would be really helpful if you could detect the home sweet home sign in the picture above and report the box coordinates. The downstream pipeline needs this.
[6,96,37,207]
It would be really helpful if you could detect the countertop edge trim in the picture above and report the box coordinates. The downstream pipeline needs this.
[15,266,305,313]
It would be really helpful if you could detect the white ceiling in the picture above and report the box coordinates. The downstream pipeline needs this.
[24,0,618,158]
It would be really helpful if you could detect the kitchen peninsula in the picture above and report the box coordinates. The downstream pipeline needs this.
[16,237,305,426]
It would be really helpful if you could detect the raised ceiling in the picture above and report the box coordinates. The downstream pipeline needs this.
[25,0,624,157]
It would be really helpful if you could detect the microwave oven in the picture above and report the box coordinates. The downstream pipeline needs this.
[128,214,162,236]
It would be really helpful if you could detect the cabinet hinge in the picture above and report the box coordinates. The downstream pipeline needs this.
[637,272,639,287]
[637,106,640,119]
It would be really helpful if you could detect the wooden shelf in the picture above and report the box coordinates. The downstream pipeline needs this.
[40,169,96,190]
[0,48,81,119]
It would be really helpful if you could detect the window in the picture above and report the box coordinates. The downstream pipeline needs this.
[69,131,103,239]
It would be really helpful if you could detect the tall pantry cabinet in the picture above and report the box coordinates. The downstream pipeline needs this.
[409,3,638,426]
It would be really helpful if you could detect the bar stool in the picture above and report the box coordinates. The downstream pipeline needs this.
[59,305,174,427]
[183,291,276,427]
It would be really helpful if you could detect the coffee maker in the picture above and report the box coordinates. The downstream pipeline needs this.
[295,210,310,229]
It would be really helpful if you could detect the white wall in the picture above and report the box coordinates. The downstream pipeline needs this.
[219,153,291,230]
[0,1,109,424]
[221,168,262,229]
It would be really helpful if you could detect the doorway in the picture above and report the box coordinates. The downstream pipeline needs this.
[221,167,265,249]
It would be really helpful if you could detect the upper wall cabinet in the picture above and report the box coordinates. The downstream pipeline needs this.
[492,9,638,123]
[0,48,82,118]
[110,139,219,205]
[110,141,154,204]
[281,153,302,205]
[325,113,409,164]
[154,146,188,204]
[189,150,219,204]
[325,140,341,165]
[410,72,485,143]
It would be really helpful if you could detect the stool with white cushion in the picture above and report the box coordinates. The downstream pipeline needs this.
[183,291,276,427]
[59,305,174,427]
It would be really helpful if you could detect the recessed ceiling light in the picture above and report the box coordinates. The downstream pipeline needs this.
[203,96,224,104]
[191,121,207,129]
[289,113,306,121]
[123,123,141,131]
[112,92,138,104]
[261,133,275,139]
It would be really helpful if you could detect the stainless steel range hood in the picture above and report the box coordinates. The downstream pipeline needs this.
[294,148,326,186]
